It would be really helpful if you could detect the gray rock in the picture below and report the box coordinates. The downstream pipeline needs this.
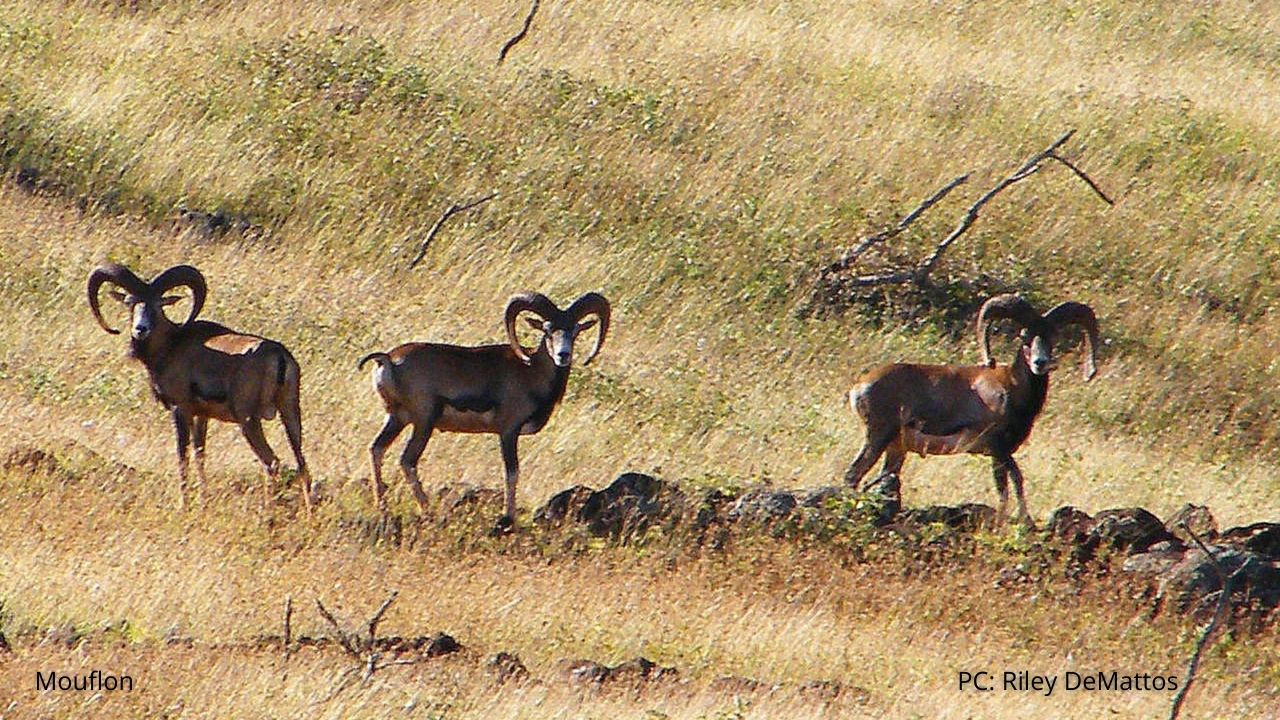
[486,651,529,684]
[533,484,595,525]
[689,487,738,531]
[1090,508,1177,555]
[711,675,776,694]
[608,656,678,683]
[1048,506,1095,542]
[1220,522,1280,560]
[1123,547,1187,579]
[560,659,610,684]
[728,489,798,523]
[1168,504,1218,544]
[1157,545,1280,617]
[801,486,852,508]
[577,473,686,538]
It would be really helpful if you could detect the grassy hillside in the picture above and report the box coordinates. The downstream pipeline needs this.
[3,1,1280,519]
[0,1,1278,717]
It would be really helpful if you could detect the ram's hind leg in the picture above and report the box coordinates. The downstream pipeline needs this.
[192,416,209,504]
[993,454,1033,528]
[844,425,898,489]
[1004,456,1035,528]
[279,391,312,515]
[876,445,906,484]
[399,419,435,511]
[369,415,406,514]
[240,419,281,508]
[991,459,1010,521]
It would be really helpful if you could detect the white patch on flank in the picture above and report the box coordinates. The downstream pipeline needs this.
[849,383,870,410]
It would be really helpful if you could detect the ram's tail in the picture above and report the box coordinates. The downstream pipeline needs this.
[357,352,392,371]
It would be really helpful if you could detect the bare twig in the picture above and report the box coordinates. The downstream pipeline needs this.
[283,596,293,658]
[913,130,1078,283]
[1047,152,1114,206]
[1168,524,1244,720]
[498,0,541,65]
[313,591,422,704]
[826,174,970,274]
[315,599,360,658]
[408,192,498,269]
[366,590,399,646]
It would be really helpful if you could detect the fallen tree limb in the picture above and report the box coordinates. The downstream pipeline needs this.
[498,0,541,65]
[914,129,1109,284]
[365,591,399,647]
[802,129,1113,316]
[313,591,418,704]
[824,174,970,276]
[408,192,498,269]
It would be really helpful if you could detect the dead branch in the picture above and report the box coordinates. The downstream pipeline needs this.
[1168,524,1244,720]
[283,596,293,659]
[313,591,423,704]
[315,598,360,658]
[409,192,498,269]
[914,130,1094,283]
[366,590,399,646]
[498,0,541,65]
[1047,151,1114,206]
[825,174,970,275]
[806,129,1113,309]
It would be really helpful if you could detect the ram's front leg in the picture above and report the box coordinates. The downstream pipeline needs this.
[496,430,520,534]
[172,408,194,510]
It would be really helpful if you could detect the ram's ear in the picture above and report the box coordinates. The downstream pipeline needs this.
[576,318,597,333]
[159,295,183,307]
[108,290,128,303]
[525,317,545,331]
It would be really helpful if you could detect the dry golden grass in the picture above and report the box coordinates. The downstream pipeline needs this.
[1,0,1280,717]
[2,459,1277,719]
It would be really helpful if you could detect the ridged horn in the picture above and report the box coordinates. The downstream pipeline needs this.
[1044,301,1101,380]
[566,292,611,365]
[86,263,148,334]
[149,265,206,326]
[504,292,561,364]
[976,294,1045,366]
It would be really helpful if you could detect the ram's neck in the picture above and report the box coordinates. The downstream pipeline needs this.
[521,349,572,433]
[129,323,177,368]
[999,355,1049,453]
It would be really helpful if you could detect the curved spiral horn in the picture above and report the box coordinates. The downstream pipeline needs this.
[1043,301,1101,380]
[976,294,1045,366]
[149,265,207,326]
[504,292,561,364]
[86,263,148,334]
[565,292,611,365]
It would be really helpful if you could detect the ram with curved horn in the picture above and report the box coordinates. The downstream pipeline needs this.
[358,292,610,531]
[842,293,1099,525]
[87,263,312,512]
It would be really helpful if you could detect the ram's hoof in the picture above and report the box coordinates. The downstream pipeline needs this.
[491,514,515,536]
